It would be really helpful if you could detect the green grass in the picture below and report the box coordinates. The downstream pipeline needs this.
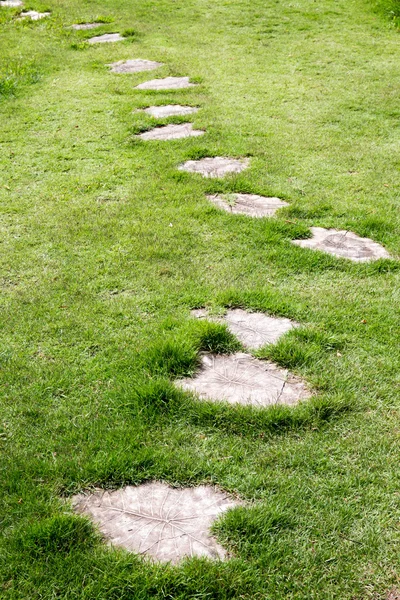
[1,0,400,597]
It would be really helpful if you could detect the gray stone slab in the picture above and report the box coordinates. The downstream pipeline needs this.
[292,227,391,262]
[0,0,22,5]
[144,105,199,118]
[138,123,204,141]
[179,157,249,179]
[207,193,288,217]
[177,352,310,407]
[109,59,163,73]
[72,482,239,564]
[88,33,124,44]
[136,76,195,90]
[71,23,102,30]
[19,10,50,19]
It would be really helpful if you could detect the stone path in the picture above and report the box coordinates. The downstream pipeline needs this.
[177,353,310,407]
[144,105,199,118]
[71,23,102,30]
[136,76,195,90]
[179,157,250,178]
[138,123,204,141]
[73,482,239,563]
[0,0,22,5]
[109,59,163,73]
[207,193,288,217]
[19,10,50,19]
[293,227,390,262]
[88,33,125,44]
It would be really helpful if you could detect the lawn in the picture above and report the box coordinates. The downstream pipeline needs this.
[1,0,400,597]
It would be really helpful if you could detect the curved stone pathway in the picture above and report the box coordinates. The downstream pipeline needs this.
[293,227,390,262]
[109,59,163,73]
[138,123,204,141]
[0,0,22,5]
[179,157,249,178]
[19,10,50,20]
[73,482,239,563]
[144,105,199,118]
[88,33,125,44]
[71,23,102,30]
[207,193,288,217]
[136,76,195,90]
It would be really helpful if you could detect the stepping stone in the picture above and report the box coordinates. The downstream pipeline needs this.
[71,23,102,30]
[179,157,249,179]
[136,76,195,90]
[0,0,22,5]
[207,193,288,217]
[19,10,50,19]
[144,105,199,118]
[88,33,124,44]
[108,59,163,73]
[292,227,391,262]
[72,482,239,564]
[138,123,204,141]
[177,352,310,407]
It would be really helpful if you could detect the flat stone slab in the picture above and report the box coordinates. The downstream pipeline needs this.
[292,227,391,262]
[19,10,49,19]
[71,23,102,30]
[72,482,239,564]
[88,33,124,44]
[108,59,163,73]
[138,123,204,141]
[177,353,310,407]
[0,0,22,5]
[136,76,195,90]
[207,193,288,217]
[144,105,199,118]
[179,157,249,179]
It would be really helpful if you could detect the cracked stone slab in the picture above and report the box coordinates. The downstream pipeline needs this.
[207,193,288,217]
[179,157,250,179]
[71,23,102,30]
[144,105,199,118]
[138,123,204,141]
[88,33,124,44]
[0,0,22,5]
[177,353,310,407]
[72,482,239,564]
[19,10,50,19]
[292,227,391,262]
[108,59,163,73]
[136,76,195,90]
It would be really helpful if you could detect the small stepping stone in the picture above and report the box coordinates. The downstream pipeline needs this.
[179,157,249,179]
[88,33,124,44]
[207,193,288,217]
[292,227,391,262]
[144,105,199,118]
[73,482,239,563]
[0,0,22,5]
[177,352,310,407]
[71,23,102,30]
[109,59,163,73]
[19,10,50,19]
[138,123,204,141]
[136,76,195,90]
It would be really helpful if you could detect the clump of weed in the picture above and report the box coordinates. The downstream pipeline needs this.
[142,338,198,378]
[193,320,242,354]
[122,28,139,38]
[130,378,187,414]
[0,59,40,99]
[71,42,89,51]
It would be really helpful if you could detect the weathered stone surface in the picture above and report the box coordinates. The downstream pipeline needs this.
[0,0,22,6]
[109,59,163,73]
[136,76,195,90]
[88,33,124,44]
[73,482,239,563]
[177,353,310,406]
[71,23,102,30]
[179,157,249,179]
[292,227,391,262]
[139,123,204,141]
[207,193,288,217]
[144,105,199,118]
[19,10,49,19]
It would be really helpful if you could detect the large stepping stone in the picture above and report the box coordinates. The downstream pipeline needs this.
[179,157,249,179]
[136,76,195,90]
[144,105,199,118]
[177,353,310,406]
[19,10,50,19]
[73,482,239,563]
[0,0,22,5]
[71,23,102,30]
[207,193,288,217]
[292,227,391,262]
[109,59,163,73]
[192,308,298,350]
[138,123,204,141]
[88,33,124,44]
